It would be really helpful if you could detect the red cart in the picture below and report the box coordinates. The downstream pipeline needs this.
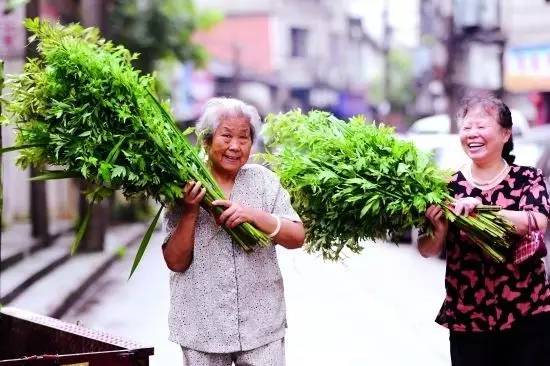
[0,307,154,365]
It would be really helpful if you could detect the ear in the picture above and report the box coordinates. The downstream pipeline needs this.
[503,128,512,143]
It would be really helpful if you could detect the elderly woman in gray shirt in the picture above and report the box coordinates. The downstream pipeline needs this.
[162,97,305,366]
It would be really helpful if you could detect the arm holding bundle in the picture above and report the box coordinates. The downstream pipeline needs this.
[212,200,305,249]
[163,181,206,272]
[418,205,449,258]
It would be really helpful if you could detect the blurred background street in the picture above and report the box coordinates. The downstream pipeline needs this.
[2,0,550,365]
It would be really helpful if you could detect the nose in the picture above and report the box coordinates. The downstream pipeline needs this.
[228,138,239,150]
[465,128,479,139]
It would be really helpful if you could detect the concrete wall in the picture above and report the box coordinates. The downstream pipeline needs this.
[501,0,550,46]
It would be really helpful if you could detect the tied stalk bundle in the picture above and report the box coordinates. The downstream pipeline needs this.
[262,110,518,262]
[0,19,269,277]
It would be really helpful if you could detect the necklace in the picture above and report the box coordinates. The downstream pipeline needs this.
[467,159,509,189]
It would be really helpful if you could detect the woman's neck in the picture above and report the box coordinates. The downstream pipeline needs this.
[470,158,507,181]
[210,165,238,197]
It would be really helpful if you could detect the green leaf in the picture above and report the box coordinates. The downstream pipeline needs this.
[128,205,164,279]
[111,165,126,179]
[106,136,127,164]
[1,143,47,154]
[397,163,409,175]
[30,170,81,181]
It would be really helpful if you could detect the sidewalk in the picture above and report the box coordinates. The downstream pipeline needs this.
[0,220,148,319]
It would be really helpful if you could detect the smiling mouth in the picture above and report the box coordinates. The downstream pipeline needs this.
[467,142,485,149]
[223,155,240,161]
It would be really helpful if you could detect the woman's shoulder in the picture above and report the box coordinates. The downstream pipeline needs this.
[448,169,465,184]
[509,164,543,177]
[240,163,279,181]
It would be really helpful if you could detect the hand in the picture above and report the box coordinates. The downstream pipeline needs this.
[425,205,449,236]
[211,200,256,229]
[182,181,206,211]
[452,197,482,216]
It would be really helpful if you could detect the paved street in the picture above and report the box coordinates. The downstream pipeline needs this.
[64,233,450,366]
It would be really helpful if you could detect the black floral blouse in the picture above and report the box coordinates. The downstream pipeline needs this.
[437,165,550,332]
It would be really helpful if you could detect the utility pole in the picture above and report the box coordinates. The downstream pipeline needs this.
[496,0,505,99]
[232,43,242,98]
[444,7,460,134]
[382,0,391,107]
[77,0,109,252]
[26,0,50,245]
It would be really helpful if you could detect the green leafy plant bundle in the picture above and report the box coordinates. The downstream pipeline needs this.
[262,110,518,262]
[0,19,268,277]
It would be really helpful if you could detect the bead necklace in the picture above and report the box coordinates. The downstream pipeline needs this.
[466,158,510,190]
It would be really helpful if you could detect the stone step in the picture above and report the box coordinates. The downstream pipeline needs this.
[1,220,74,272]
[0,234,73,304]
[5,223,147,318]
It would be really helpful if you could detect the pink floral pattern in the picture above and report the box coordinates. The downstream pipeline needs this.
[437,165,550,332]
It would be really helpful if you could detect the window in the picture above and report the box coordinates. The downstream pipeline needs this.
[290,27,308,58]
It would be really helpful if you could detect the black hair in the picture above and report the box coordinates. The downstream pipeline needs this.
[457,94,515,164]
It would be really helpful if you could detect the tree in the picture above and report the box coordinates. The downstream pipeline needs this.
[370,49,415,114]
[107,0,221,74]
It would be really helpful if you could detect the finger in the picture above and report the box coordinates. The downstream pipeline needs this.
[226,212,241,228]
[229,216,245,229]
[191,188,207,204]
[218,205,237,224]
[212,200,231,207]
[425,206,435,218]
[189,181,202,197]
[183,182,193,194]
[453,202,463,216]
[464,204,476,216]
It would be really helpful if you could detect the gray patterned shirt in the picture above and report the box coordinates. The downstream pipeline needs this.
[163,164,301,353]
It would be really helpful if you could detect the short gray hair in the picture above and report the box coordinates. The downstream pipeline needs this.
[196,97,262,144]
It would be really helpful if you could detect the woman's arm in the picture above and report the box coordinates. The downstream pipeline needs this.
[497,210,548,236]
[418,205,449,258]
[212,200,305,249]
[162,182,205,272]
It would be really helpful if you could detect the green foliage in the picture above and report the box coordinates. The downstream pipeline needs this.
[263,110,518,262]
[369,49,415,112]
[108,0,222,73]
[263,110,449,259]
[1,19,268,273]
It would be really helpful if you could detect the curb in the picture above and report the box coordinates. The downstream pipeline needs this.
[1,228,73,273]
[49,224,148,319]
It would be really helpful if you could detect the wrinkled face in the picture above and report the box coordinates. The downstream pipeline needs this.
[207,116,253,175]
[459,106,511,165]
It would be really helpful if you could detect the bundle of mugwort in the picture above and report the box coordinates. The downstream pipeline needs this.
[0,19,269,277]
[262,110,519,262]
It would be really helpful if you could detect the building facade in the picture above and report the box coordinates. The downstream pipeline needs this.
[191,0,383,118]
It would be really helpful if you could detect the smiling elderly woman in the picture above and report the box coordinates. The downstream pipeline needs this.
[162,97,305,366]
